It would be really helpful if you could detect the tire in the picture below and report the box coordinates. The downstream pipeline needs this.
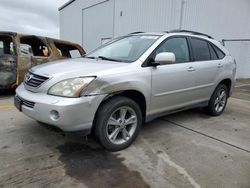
[94,96,142,151]
[205,84,228,116]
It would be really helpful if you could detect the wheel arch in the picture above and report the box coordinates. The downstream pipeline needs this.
[92,90,147,133]
[218,78,232,95]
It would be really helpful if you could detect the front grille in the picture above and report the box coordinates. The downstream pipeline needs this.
[16,96,35,108]
[24,72,49,88]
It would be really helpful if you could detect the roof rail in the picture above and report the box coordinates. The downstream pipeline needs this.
[129,32,144,35]
[169,30,213,39]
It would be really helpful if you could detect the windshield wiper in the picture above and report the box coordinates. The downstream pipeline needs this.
[85,56,119,62]
[84,56,95,59]
[97,56,119,62]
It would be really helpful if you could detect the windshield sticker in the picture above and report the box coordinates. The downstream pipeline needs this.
[140,36,159,40]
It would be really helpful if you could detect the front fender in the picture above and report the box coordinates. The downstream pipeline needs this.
[82,69,152,111]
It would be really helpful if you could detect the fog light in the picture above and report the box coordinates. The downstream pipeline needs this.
[50,110,60,121]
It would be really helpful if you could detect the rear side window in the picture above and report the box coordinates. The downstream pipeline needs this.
[208,43,218,60]
[190,38,210,61]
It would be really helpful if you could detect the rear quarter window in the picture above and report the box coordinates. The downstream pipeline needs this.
[212,44,225,59]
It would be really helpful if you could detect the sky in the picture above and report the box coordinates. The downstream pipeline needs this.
[0,0,68,38]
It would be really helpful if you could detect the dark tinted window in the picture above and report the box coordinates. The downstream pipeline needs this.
[191,38,210,61]
[213,44,225,59]
[208,43,218,60]
[155,37,190,63]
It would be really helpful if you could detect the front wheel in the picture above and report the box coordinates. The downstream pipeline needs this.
[94,96,142,151]
[205,84,228,116]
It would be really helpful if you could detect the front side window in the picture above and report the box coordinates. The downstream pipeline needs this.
[86,35,160,62]
[191,38,210,61]
[154,37,190,63]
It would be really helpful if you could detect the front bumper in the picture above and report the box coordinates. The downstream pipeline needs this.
[15,84,106,132]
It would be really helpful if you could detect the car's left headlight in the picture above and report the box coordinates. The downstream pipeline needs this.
[48,77,95,97]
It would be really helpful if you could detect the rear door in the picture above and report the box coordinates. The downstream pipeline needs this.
[189,37,223,101]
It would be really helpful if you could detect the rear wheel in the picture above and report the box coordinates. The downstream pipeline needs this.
[94,96,142,151]
[205,84,228,116]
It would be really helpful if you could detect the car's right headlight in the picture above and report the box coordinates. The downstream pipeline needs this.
[48,77,95,98]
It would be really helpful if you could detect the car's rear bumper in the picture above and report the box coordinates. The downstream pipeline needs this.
[15,84,106,132]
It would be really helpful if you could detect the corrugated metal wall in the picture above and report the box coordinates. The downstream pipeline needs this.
[179,0,250,78]
[60,0,250,78]
[225,41,250,78]
[113,0,182,36]
[82,1,114,52]
[181,0,250,39]
[59,0,109,47]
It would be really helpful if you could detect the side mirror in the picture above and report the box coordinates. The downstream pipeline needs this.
[153,52,176,65]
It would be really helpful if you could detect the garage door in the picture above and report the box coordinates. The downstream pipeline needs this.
[82,1,114,52]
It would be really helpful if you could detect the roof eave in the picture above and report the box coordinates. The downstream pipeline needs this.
[58,0,76,11]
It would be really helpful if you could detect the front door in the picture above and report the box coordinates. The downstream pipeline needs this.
[150,37,198,114]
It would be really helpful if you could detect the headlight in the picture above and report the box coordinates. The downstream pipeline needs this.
[48,77,95,97]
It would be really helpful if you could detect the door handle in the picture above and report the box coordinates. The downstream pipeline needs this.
[187,67,196,72]
[218,63,223,68]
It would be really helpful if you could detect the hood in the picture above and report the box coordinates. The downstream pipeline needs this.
[31,58,129,78]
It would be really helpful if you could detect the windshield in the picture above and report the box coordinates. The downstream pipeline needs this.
[86,35,160,62]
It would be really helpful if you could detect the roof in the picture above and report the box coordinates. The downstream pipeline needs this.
[58,0,76,11]
[0,31,82,46]
[0,31,17,36]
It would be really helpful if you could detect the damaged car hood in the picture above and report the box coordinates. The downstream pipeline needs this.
[31,58,129,78]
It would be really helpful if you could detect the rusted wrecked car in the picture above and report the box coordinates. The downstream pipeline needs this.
[0,32,85,90]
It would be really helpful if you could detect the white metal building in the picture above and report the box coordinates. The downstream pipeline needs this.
[59,0,250,78]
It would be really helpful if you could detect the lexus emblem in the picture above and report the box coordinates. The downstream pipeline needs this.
[25,74,33,82]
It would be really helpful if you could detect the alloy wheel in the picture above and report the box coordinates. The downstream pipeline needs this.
[214,89,227,113]
[106,106,138,145]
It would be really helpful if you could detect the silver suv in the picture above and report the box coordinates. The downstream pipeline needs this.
[15,30,236,151]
